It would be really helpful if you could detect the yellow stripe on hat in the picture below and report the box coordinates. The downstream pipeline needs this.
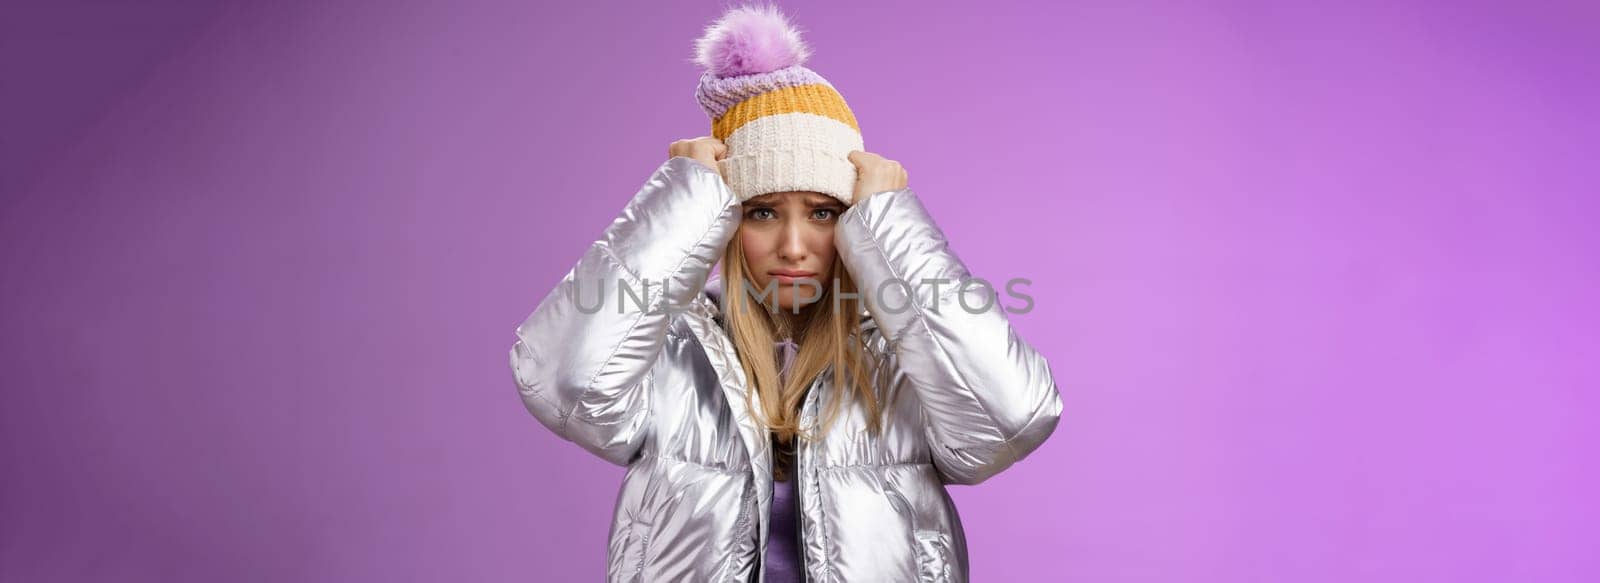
[712,84,860,141]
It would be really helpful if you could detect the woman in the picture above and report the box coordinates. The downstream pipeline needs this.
[509,6,1062,582]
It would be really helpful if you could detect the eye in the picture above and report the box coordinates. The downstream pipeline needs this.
[746,207,776,221]
[811,208,839,221]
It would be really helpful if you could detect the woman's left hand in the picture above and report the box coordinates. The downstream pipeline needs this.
[847,150,908,205]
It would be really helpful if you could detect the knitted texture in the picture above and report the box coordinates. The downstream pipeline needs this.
[692,5,862,204]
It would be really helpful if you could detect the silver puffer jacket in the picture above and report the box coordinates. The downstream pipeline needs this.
[509,156,1062,582]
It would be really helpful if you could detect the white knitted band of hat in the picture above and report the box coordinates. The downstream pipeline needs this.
[717,112,863,204]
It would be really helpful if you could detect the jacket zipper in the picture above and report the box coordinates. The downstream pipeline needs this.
[794,439,809,583]
[792,375,823,583]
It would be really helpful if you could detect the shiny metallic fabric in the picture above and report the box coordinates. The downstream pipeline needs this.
[510,157,1062,582]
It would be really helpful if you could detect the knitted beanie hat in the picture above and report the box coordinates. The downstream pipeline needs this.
[692,5,863,205]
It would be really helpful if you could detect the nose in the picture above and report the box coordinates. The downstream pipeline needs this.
[778,219,807,262]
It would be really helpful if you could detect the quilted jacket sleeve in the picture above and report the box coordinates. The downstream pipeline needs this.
[509,157,741,466]
[835,189,1063,485]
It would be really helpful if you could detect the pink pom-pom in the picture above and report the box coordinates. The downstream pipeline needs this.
[693,4,811,78]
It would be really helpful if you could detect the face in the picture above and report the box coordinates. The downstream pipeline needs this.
[738,191,845,312]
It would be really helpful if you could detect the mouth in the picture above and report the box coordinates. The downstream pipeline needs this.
[768,270,818,283]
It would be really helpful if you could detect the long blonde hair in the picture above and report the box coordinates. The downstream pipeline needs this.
[719,235,882,451]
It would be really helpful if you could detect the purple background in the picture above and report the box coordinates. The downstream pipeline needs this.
[3,0,1597,581]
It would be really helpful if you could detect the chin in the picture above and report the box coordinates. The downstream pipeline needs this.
[776,290,823,311]
[746,276,827,312]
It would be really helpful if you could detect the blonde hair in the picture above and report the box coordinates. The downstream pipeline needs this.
[719,235,882,456]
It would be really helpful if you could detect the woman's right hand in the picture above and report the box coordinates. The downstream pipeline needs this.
[668,137,728,175]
